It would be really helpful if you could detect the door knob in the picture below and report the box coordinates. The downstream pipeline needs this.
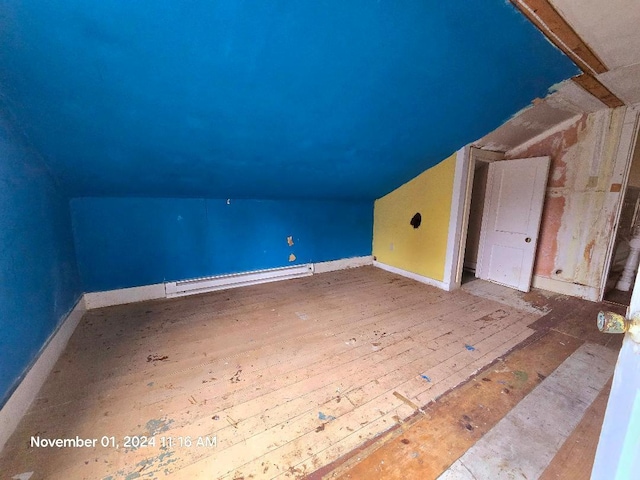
[598,311,629,334]
[525,237,532,243]
[598,311,640,342]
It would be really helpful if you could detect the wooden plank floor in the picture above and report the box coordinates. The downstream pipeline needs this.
[327,285,624,480]
[441,343,616,479]
[0,266,540,479]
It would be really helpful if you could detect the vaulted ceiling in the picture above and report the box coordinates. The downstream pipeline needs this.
[477,0,640,154]
[0,1,578,200]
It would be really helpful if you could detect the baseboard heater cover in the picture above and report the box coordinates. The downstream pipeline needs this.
[165,264,314,297]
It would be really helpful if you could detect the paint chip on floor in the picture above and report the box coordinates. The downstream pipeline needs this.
[318,412,336,421]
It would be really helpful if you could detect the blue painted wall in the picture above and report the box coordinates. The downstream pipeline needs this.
[71,198,373,292]
[0,0,581,407]
[0,1,578,200]
[0,113,82,406]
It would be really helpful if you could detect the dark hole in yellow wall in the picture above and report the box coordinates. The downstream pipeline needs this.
[410,212,422,229]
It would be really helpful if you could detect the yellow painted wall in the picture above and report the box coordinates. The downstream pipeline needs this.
[373,153,456,281]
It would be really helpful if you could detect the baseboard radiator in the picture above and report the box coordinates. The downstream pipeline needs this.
[165,264,314,298]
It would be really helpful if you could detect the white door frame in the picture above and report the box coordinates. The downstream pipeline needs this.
[444,146,504,291]
[599,105,640,301]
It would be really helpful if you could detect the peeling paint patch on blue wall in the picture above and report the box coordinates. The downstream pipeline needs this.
[71,198,373,292]
[0,1,578,200]
[0,113,82,406]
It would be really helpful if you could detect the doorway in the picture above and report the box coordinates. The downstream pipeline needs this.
[603,129,640,306]
[461,149,503,285]
[463,159,489,283]
[459,148,550,293]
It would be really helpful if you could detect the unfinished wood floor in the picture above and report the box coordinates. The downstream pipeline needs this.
[0,266,541,479]
[326,285,624,480]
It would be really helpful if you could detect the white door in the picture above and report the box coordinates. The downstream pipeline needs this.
[476,156,550,292]
[592,271,640,479]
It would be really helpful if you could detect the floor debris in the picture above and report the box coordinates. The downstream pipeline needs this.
[318,412,336,421]
[392,391,424,414]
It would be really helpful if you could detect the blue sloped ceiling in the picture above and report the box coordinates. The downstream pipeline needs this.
[0,1,578,200]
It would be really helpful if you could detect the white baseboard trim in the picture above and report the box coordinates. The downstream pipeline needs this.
[84,256,374,309]
[0,297,87,452]
[166,264,314,298]
[313,255,373,274]
[373,261,451,291]
[532,275,599,301]
[84,283,166,309]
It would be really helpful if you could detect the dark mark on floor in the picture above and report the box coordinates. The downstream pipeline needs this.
[230,369,242,383]
[227,416,239,428]
[146,355,168,363]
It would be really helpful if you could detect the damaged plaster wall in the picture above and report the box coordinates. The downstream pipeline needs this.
[506,108,627,300]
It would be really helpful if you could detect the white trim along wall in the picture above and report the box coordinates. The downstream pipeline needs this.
[0,298,86,452]
[84,256,373,309]
[373,260,451,290]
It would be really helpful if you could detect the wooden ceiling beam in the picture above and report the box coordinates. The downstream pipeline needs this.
[510,0,608,75]
[510,0,625,107]
[572,73,625,108]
